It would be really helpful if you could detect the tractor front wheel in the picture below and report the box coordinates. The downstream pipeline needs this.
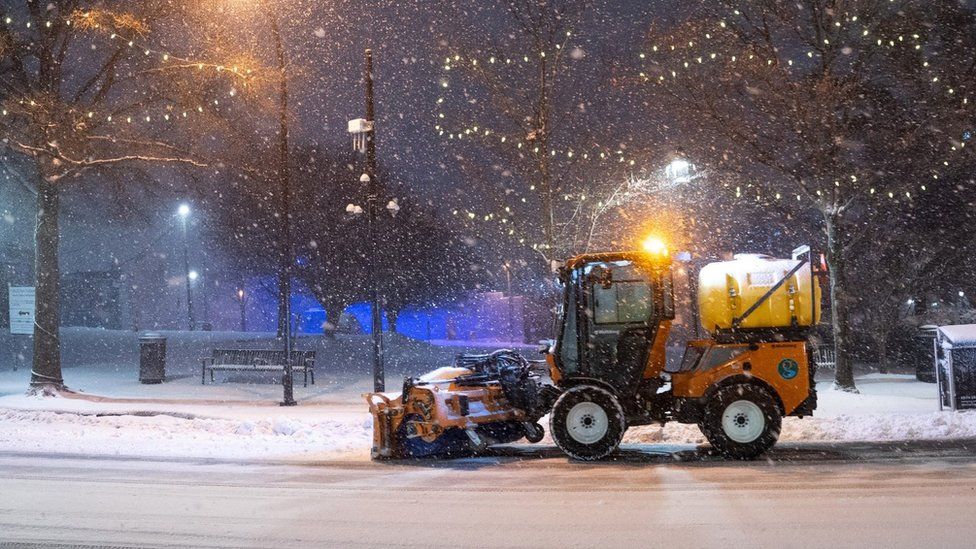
[550,385,626,461]
[700,384,781,460]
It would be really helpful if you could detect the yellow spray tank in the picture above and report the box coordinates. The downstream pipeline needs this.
[698,246,822,334]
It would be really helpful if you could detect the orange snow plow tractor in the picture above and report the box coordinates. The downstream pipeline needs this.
[366,243,823,460]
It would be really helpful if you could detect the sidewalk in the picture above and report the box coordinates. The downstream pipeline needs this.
[3,368,975,462]
[0,328,547,462]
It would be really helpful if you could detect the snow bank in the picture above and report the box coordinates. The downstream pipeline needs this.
[0,408,373,461]
[624,380,976,445]
[4,403,972,462]
[625,410,976,446]
[0,370,970,461]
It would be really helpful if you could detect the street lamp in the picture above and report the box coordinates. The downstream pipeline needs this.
[345,172,400,392]
[664,157,696,185]
[177,203,195,331]
[237,289,248,332]
[502,262,515,343]
[348,49,389,392]
[664,147,698,186]
[236,0,296,405]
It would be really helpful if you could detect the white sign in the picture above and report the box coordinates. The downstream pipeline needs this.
[8,286,35,335]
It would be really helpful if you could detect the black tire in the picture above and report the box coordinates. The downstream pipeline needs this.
[396,415,471,459]
[523,422,545,443]
[476,421,526,446]
[549,385,626,461]
[699,383,782,460]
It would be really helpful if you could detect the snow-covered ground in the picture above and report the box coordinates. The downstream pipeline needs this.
[0,328,973,462]
[628,375,976,446]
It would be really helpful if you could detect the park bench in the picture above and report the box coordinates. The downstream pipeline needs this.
[202,349,316,386]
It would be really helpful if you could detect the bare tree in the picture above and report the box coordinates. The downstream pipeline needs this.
[643,0,976,390]
[439,0,608,262]
[0,2,258,392]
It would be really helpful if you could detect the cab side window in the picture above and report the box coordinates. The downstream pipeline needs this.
[592,264,654,324]
[592,281,652,324]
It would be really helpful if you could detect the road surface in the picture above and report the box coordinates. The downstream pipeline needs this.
[2,440,976,548]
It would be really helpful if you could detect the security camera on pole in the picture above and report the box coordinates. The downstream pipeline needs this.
[349,49,386,392]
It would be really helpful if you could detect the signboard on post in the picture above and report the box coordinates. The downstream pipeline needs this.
[8,286,35,335]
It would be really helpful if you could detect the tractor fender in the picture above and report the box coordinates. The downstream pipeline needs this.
[557,377,620,398]
[702,374,786,416]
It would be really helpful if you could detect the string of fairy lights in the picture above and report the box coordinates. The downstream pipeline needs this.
[0,11,258,128]
[433,13,973,236]
[4,10,972,245]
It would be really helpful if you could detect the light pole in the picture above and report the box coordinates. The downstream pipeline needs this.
[177,204,195,331]
[348,49,386,392]
[231,0,295,403]
[242,0,296,405]
[502,262,515,343]
[268,9,296,406]
[237,289,248,332]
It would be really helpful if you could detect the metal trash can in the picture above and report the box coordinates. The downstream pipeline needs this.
[139,334,167,384]
[915,325,938,383]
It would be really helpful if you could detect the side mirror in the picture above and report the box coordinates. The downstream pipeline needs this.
[537,339,555,355]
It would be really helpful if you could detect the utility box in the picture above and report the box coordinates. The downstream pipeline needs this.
[935,325,976,410]
[139,334,167,384]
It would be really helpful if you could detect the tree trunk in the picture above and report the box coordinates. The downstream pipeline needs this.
[877,331,889,374]
[324,306,343,339]
[539,155,555,254]
[387,307,400,334]
[30,174,63,392]
[276,272,288,339]
[824,212,857,392]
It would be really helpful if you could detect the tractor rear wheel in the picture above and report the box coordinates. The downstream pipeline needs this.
[700,383,781,460]
[550,385,626,461]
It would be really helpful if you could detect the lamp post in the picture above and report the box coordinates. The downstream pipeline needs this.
[230,0,295,402]
[348,49,389,392]
[237,289,248,332]
[502,262,515,343]
[360,170,385,393]
[268,9,296,406]
[177,204,195,331]
[241,0,296,405]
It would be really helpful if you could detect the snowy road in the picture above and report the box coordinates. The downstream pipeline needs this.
[3,440,976,548]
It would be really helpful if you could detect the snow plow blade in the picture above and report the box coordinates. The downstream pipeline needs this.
[364,351,551,459]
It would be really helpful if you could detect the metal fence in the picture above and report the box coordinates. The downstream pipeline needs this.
[813,345,836,369]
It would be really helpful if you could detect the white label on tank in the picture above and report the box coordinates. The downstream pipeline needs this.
[747,272,775,286]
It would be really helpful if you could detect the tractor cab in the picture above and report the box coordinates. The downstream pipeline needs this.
[551,248,675,396]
